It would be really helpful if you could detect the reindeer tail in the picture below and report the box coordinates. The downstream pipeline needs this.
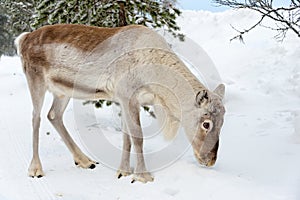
[14,32,30,56]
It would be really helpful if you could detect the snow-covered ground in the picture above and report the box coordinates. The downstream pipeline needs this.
[0,10,299,200]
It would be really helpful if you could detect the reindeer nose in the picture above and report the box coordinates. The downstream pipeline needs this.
[206,159,216,167]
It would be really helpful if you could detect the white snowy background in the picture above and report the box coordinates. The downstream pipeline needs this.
[0,10,300,200]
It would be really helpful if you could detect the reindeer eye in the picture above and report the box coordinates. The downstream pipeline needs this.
[201,120,213,131]
[203,122,210,129]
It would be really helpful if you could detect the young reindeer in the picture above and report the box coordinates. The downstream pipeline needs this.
[15,24,225,183]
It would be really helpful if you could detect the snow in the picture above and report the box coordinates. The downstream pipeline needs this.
[0,9,300,200]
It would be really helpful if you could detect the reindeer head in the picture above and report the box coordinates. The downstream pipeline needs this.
[188,84,225,167]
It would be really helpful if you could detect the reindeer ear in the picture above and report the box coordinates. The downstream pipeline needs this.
[214,84,225,99]
[196,90,209,106]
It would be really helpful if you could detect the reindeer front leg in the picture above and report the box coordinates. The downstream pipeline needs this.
[130,135,153,183]
[120,99,153,183]
[117,117,132,179]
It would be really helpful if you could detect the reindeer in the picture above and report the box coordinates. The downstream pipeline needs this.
[15,24,225,183]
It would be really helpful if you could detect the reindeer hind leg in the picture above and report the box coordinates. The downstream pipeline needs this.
[47,95,98,169]
[25,68,46,178]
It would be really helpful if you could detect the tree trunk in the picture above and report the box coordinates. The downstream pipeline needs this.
[118,1,127,26]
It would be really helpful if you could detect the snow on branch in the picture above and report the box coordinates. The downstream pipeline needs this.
[214,0,300,41]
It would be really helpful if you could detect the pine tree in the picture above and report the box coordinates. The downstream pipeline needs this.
[0,0,37,56]
[0,8,14,57]
[0,0,183,57]
[0,0,36,34]
[32,0,183,40]
[0,14,11,57]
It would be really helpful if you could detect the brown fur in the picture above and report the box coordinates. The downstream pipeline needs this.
[21,24,143,53]
[19,24,143,69]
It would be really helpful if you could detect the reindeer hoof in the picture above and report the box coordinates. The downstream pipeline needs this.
[28,169,44,178]
[28,159,45,178]
[74,155,98,169]
[89,164,96,169]
[132,172,154,183]
[116,169,132,179]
